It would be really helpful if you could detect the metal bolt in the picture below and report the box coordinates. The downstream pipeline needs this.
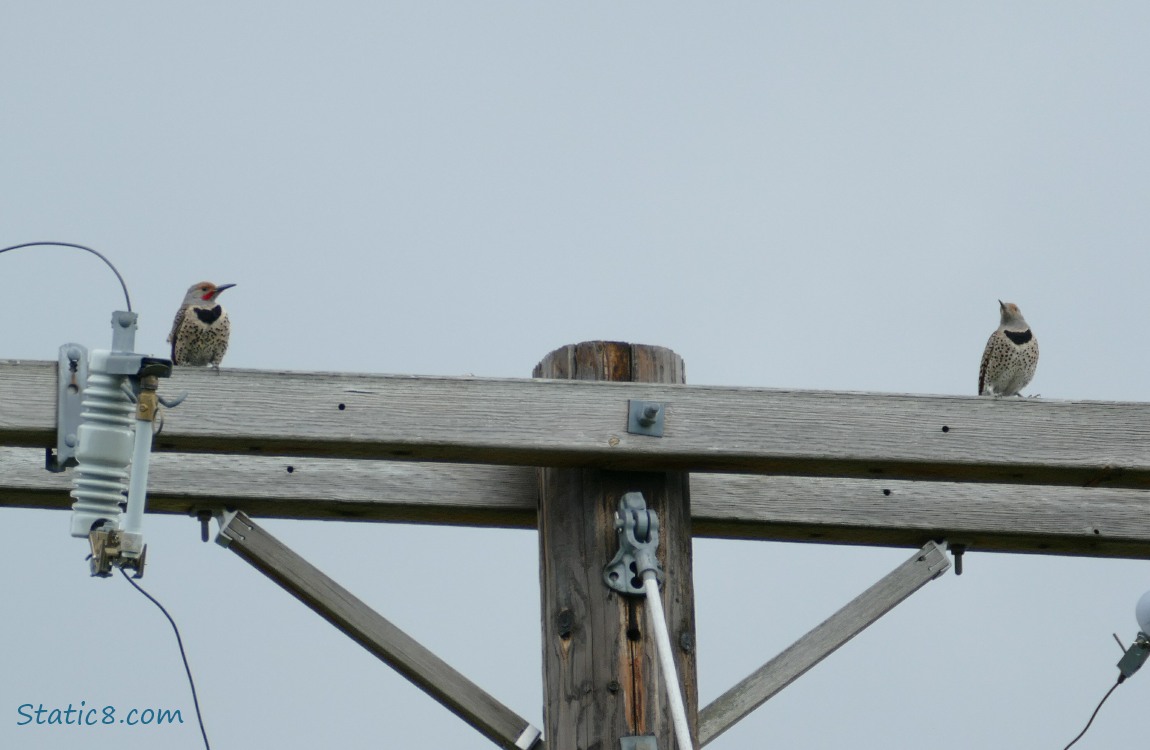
[197,510,213,543]
[606,680,620,694]
[951,544,966,576]
[679,631,695,654]
[65,434,77,448]
[67,346,82,362]
[638,405,660,427]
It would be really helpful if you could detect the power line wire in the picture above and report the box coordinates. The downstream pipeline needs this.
[1062,675,1124,750]
[0,241,132,311]
[119,567,210,749]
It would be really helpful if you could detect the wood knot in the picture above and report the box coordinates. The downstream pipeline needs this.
[557,609,574,640]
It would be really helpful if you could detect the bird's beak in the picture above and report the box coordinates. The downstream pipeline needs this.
[998,299,1004,309]
[215,283,236,295]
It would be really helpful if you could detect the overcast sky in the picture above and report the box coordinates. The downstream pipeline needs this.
[4,2,1150,748]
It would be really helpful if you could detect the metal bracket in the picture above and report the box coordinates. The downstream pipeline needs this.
[110,309,137,355]
[931,540,957,578]
[627,399,665,437]
[514,724,542,749]
[48,343,88,472]
[1119,632,1150,679]
[604,491,663,595]
[620,736,659,750]
[214,509,243,548]
[87,527,146,578]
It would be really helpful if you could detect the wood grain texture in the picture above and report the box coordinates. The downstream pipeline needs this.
[6,360,1150,488]
[6,447,1150,558]
[536,342,698,749]
[697,542,950,745]
[219,512,541,749]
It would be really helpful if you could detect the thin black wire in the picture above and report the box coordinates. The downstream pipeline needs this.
[0,241,132,311]
[118,567,211,750]
[1062,675,1124,750]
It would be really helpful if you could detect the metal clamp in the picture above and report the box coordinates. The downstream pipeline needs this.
[88,527,146,578]
[514,724,542,750]
[1119,632,1150,679]
[213,509,244,548]
[627,400,665,437]
[604,492,663,596]
[48,343,89,472]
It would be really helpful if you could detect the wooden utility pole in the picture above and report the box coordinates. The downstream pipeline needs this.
[535,342,697,749]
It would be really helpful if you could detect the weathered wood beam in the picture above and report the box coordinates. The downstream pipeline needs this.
[5,448,1150,559]
[0,449,539,527]
[697,542,950,745]
[217,511,543,750]
[4,360,1150,488]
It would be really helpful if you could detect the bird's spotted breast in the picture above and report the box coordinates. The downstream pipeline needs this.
[1004,329,1032,345]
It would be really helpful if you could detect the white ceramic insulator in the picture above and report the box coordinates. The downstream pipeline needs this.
[69,351,136,538]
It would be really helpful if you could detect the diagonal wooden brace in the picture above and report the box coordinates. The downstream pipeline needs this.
[216,511,542,750]
[698,541,950,745]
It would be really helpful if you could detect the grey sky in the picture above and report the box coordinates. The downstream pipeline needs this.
[3,2,1150,748]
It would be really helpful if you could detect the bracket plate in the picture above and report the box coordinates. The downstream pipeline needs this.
[1119,632,1150,678]
[48,343,88,472]
[514,724,542,749]
[620,736,658,750]
[604,492,663,595]
[627,399,665,437]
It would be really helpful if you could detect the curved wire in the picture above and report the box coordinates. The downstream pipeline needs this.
[0,241,132,311]
[119,567,211,749]
[1062,675,1123,750]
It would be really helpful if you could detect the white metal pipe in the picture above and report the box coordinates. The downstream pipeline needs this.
[122,419,152,537]
[642,570,694,750]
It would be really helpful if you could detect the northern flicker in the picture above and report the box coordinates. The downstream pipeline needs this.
[978,300,1039,397]
[168,281,235,370]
